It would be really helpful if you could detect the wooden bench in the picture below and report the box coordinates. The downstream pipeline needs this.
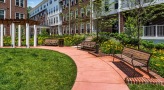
[77,41,96,51]
[113,47,152,76]
[43,39,58,46]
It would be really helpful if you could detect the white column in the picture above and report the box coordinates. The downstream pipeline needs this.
[11,23,15,48]
[50,28,51,36]
[58,26,62,35]
[18,25,21,47]
[26,23,30,48]
[39,28,42,34]
[156,25,158,37]
[34,25,37,47]
[0,24,4,47]
[143,26,145,37]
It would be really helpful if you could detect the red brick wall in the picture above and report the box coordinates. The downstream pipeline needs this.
[0,0,27,35]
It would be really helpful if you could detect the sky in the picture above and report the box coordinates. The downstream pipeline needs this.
[27,0,42,8]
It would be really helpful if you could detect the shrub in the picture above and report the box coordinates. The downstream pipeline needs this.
[63,34,85,46]
[141,40,155,49]
[155,43,164,50]
[100,38,123,54]
[92,32,110,43]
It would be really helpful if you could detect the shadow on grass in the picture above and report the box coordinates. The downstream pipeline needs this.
[113,62,143,77]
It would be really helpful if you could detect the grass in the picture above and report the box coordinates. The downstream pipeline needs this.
[0,48,77,90]
[128,84,164,90]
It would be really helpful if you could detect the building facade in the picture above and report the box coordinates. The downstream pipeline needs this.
[61,0,92,34]
[0,0,27,35]
[30,0,164,39]
[29,0,62,35]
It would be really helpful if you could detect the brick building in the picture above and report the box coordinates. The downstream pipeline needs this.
[0,0,27,35]
[29,0,62,35]
[61,0,92,34]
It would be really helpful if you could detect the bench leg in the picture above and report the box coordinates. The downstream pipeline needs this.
[133,67,136,77]
[113,57,115,62]
[147,66,151,78]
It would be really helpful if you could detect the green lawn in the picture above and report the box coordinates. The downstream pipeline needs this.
[128,84,164,90]
[0,48,77,90]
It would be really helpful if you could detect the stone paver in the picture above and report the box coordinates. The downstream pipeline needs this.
[35,46,129,90]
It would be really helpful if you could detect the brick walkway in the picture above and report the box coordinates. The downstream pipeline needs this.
[35,46,129,90]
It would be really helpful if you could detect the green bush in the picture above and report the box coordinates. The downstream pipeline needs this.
[92,32,110,43]
[100,38,123,54]
[63,34,85,46]
[141,40,155,49]
[155,43,164,50]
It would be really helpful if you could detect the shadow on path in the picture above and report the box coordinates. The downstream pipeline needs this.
[113,62,143,77]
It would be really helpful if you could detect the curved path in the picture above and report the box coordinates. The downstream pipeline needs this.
[35,46,129,90]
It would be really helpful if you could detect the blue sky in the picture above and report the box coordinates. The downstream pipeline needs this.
[27,0,42,7]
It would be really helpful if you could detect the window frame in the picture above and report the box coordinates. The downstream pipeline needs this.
[0,9,5,19]
[0,0,5,3]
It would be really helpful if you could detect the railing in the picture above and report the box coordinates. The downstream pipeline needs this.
[121,0,164,8]
[143,25,164,37]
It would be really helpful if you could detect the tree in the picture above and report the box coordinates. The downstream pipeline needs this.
[93,0,116,53]
[121,0,164,49]
[27,6,33,19]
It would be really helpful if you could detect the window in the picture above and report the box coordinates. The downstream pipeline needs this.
[86,5,90,16]
[51,8,53,14]
[86,23,90,33]
[56,5,58,12]
[20,0,24,7]
[66,13,69,21]
[54,17,56,24]
[20,14,24,19]
[16,0,19,6]
[75,9,78,19]
[15,13,24,19]
[0,0,5,3]
[54,7,56,13]
[81,8,84,18]
[15,0,24,7]
[50,0,52,4]
[75,0,78,4]
[16,13,19,19]
[70,11,73,20]
[105,0,109,11]
[115,0,118,9]
[0,10,4,19]
[56,16,58,23]
[81,24,84,33]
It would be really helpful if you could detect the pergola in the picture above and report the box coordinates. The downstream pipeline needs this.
[0,19,40,48]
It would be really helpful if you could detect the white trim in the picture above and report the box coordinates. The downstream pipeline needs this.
[10,0,11,18]
[34,25,37,47]
[26,23,30,48]
[18,25,21,47]
[0,24,3,47]
[11,23,15,48]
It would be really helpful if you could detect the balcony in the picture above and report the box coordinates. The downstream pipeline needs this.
[142,25,164,39]
[121,0,164,9]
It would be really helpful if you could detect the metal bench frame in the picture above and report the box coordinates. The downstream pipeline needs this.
[113,47,152,77]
